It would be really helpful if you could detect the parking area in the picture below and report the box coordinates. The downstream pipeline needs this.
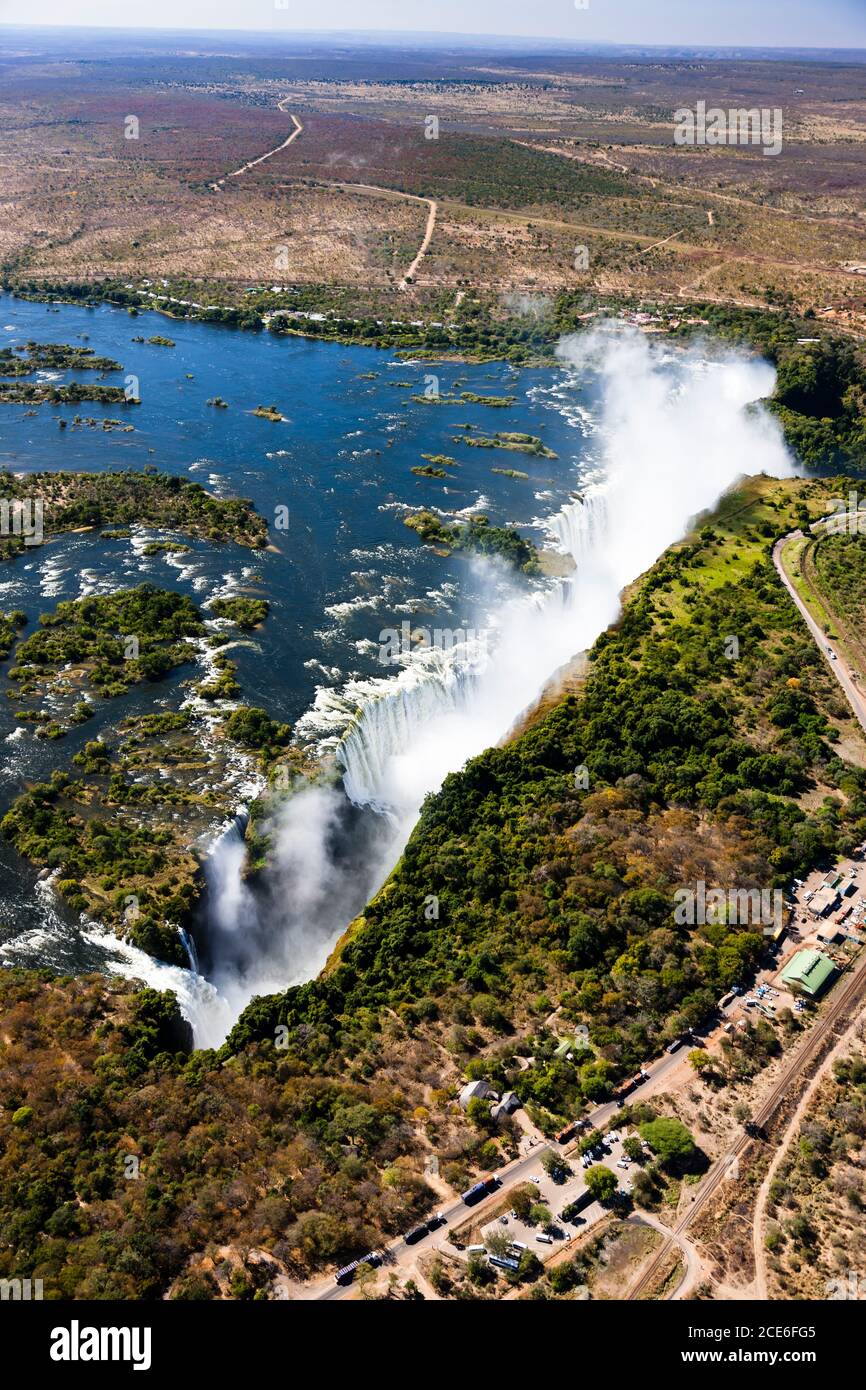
[471,1130,645,1260]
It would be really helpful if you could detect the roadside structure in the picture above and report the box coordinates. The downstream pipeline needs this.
[781,948,837,998]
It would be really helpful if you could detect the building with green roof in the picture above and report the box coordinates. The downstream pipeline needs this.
[781,949,837,998]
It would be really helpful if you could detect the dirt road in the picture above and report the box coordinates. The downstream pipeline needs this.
[399,196,437,289]
[626,946,866,1299]
[210,106,303,190]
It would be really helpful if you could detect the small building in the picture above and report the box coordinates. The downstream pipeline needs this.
[781,949,837,998]
[816,929,844,946]
[490,1091,520,1123]
[459,1079,494,1110]
[808,885,840,918]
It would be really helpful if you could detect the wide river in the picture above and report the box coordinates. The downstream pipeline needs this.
[0,293,601,998]
[0,297,794,1042]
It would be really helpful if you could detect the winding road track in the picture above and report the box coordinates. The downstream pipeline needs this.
[398,195,438,289]
[208,96,437,287]
[210,102,304,190]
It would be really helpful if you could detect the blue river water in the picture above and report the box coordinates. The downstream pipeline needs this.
[0,293,599,975]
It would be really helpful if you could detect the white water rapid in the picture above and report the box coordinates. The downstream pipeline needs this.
[165,325,798,1044]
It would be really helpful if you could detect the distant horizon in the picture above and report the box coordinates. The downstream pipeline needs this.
[1,21,865,56]
[0,0,864,51]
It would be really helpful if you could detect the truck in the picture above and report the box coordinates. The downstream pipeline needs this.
[461,1175,499,1206]
[613,1079,635,1106]
[405,1211,447,1243]
[555,1121,578,1145]
[404,1223,429,1245]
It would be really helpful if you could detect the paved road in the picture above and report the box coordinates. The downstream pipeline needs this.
[773,531,866,737]
[315,1031,720,1300]
[316,1142,556,1301]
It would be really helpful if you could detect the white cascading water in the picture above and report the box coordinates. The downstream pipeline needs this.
[332,326,794,826]
[160,324,798,1045]
[27,873,236,1050]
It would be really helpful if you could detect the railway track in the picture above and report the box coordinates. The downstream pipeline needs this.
[626,950,866,1300]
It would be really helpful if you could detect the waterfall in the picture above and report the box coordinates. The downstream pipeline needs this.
[333,641,489,813]
[332,486,607,823]
[181,324,797,1046]
[88,931,234,1051]
[178,927,200,974]
[202,810,259,947]
[328,328,794,830]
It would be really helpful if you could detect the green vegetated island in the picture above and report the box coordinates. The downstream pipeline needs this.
[0,470,288,962]
[0,340,134,405]
[411,391,516,407]
[8,585,203,738]
[4,466,866,1297]
[0,579,292,964]
[453,431,557,459]
[0,468,268,561]
[404,510,540,575]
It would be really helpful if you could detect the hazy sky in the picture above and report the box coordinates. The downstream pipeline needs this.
[0,0,864,48]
